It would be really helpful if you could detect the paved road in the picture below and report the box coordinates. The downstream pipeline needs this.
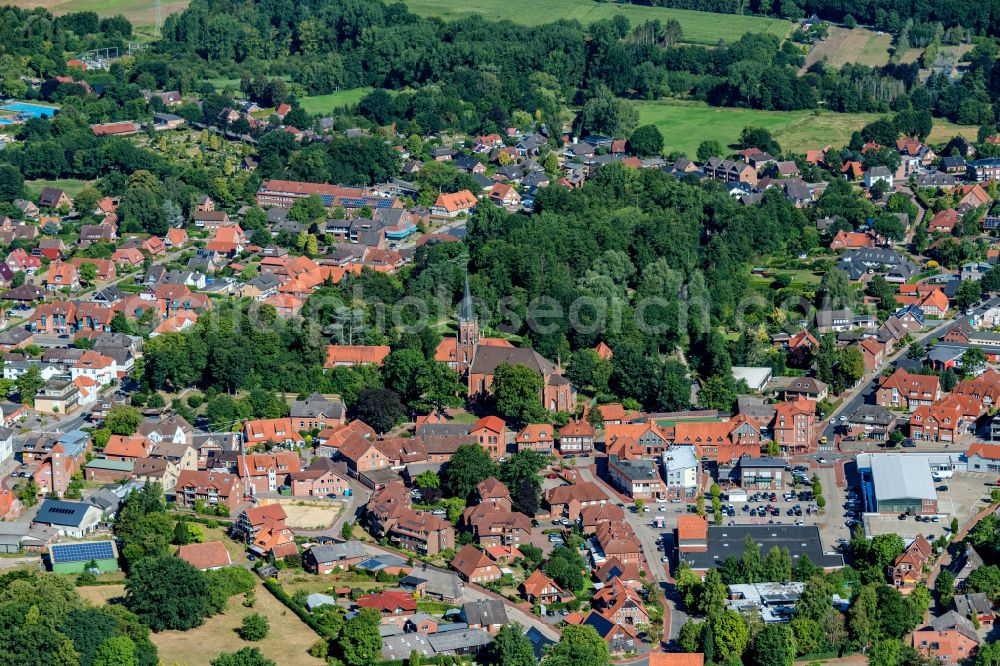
[577,467,686,642]
[816,297,999,444]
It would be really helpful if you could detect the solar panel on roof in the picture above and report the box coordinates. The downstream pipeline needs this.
[50,541,115,563]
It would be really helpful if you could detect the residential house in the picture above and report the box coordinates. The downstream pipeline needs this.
[304,541,369,574]
[607,455,665,500]
[461,599,508,634]
[177,541,232,570]
[558,419,594,454]
[546,481,609,521]
[173,470,243,508]
[889,534,932,590]
[32,499,101,538]
[521,569,566,604]
[954,593,995,625]
[772,397,817,454]
[289,458,352,497]
[431,190,478,218]
[912,611,980,663]
[357,590,416,627]
[451,544,502,583]
[876,369,941,410]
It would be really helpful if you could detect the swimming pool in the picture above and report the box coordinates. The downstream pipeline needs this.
[0,119,14,125]
[0,103,58,118]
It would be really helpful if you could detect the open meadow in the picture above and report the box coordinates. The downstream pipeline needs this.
[402,0,790,44]
[149,582,326,666]
[299,88,374,115]
[8,0,188,27]
[802,26,894,71]
[636,99,978,156]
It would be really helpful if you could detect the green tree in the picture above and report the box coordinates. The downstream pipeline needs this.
[173,520,193,545]
[572,86,638,138]
[0,164,25,202]
[977,641,1000,666]
[838,346,866,384]
[697,140,724,162]
[210,647,275,666]
[963,347,987,377]
[16,365,43,406]
[868,639,901,666]
[339,607,382,666]
[443,444,497,500]
[750,623,796,666]
[239,613,269,641]
[350,387,404,434]
[492,363,546,427]
[488,622,536,666]
[105,404,142,436]
[124,557,212,631]
[93,635,137,666]
[541,625,610,666]
[712,609,749,661]
[414,471,440,489]
[935,569,956,607]
[341,521,353,540]
[78,263,98,284]
[627,124,664,157]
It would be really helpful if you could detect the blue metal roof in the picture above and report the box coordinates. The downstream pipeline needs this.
[49,540,116,563]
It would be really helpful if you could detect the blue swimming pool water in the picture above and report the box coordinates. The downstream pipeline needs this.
[0,103,57,118]
[0,119,13,125]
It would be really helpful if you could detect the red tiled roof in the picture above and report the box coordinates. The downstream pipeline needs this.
[177,541,232,570]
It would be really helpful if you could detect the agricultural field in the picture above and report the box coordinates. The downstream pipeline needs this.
[635,99,977,157]
[402,0,791,45]
[802,26,894,71]
[8,0,188,27]
[149,582,326,666]
[299,88,374,115]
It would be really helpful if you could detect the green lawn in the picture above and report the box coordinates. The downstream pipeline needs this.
[25,178,96,200]
[636,100,978,157]
[402,0,791,45]
[299,88,374,115]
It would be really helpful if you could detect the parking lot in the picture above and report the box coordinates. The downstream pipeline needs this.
[861,469,994,541]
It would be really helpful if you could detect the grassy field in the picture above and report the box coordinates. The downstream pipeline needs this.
[635,100,978,156]
[299,88,374,115]
[802,26,893,71]
[8,0,188,27]
[402,0,791,45]
[150,582,326,666]
[25,178,96,200]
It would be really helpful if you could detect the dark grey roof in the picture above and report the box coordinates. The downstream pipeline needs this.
[678,524,844,571]
[525,626,555,659]
[426,628,492,653]
[307,540,368,563]
[609,455,660,481]
[461,598,508,627]
[848,404,895,426]
[928,610,980,643]
[290,393,345,420]
[248,273,280,290]
[418,423,471,438]
[469,345,554,377]
[739,455,785,469]
[34,499,95,527]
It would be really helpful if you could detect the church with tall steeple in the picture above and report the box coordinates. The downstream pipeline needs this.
[434,274,575,412]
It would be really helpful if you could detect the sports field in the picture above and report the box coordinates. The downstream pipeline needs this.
[635,100,978,157]
[299,88,374,115]
[402,0,791,45]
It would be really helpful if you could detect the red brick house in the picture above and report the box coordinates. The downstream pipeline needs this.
[889,534,932,590]
[876,369,941,410]
[357,590,416,626]
[521,569,565,604]
[451,544,502,583]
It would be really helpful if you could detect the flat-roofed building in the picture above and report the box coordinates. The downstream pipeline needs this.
[869,454,938,515]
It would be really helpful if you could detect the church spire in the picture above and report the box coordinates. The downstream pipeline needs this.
[460,273,475,322]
